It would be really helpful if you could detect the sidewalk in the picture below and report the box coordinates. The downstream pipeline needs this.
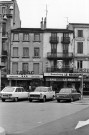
[73,96,89,105]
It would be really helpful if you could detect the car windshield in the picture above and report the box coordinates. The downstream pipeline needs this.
[35,87,48,92]
[59,88,71,93]
[2,87,15,92]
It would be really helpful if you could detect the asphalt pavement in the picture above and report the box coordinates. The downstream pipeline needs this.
[8,105,89,135]
[1,97,89,135]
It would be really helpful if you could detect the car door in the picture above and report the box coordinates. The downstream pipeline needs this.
[72,89,78,100]
[71,89,75,100]
[74,89,80,100]
[21,88,28,99]
[48,88,53,99]
[15,88,22,99]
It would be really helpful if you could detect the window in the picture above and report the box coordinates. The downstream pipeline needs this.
[22,63,28,72]
[2,23,6,36]
[77,42,83,54]
[51,44,57,54]
[12,62,18,74]
[77,61,82,69]
[2,7,6,14]
[15,88,21,92]
[64,33,69,37]
[13,47,18,57]
[34,33,40,42]
[51,33,57,38]
[34,47,40,57]
[77,30,83,37]
[23,47,29,57]
[13,33,19,41]
[23,33,29,41]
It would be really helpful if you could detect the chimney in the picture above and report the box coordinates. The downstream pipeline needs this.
[44,17,46,29]
[40,17,44,30]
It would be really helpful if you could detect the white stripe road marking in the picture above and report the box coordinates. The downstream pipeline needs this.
[75,119,89,129]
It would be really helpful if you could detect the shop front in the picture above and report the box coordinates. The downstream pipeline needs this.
[7,74,43,91]
[44,73,89,95]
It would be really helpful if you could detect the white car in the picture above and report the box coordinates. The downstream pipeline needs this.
[0,86,29,102]
[28,86,55,102]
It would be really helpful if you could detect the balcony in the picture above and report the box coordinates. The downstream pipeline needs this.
[46,66,73,73]
[2,32,8,40]
[61,37,70,44]
[1,50,8,58]
[1,68,7,77]
[47,52,73,59]
[49,36,59,44]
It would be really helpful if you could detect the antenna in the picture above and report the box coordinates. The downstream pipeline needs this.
[46,4,48,19]
[45,4,48,26]
[65,17,69,25]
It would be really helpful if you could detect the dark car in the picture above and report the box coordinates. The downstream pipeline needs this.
[56,88,81,102]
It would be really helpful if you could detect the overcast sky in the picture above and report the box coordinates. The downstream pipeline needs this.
[2,0,89,28]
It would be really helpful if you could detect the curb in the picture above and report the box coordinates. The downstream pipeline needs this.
[72,99,89,105]
[0,127,5,135]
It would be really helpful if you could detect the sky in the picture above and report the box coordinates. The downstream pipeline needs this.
[2,0,89,28]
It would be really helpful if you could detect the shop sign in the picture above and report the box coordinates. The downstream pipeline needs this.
[7,74,43,79]
[46,78,80,81]
[44,73,89,77]
[74,68,89,73]
[17,71,34,74]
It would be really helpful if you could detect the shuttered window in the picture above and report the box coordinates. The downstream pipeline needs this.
[22,63,28,72]
[23,47,29,57]
[77,42,83,54]
[12,62,18,74]
[13,47,18,57]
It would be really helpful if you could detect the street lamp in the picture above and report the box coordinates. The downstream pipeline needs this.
[79,74,83,99]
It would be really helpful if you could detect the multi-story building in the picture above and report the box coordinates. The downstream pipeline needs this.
[43,28,75,92]
[67,23,89,95]
[6,18,89,94]
[0,0,21,90]
[7,28,44,91]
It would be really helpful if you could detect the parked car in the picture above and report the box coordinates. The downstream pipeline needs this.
[56,88,81,102]
[28,86,55,102]
[0,86,29,102]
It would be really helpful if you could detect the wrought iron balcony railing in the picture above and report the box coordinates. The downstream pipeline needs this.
[49,36,59,44]
[61,37,70,44]
[47,52,73,59]
[1,50,8,58]
[46,66,73,73]
[2,32,8,39]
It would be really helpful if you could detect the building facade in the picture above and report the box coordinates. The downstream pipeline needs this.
[67,23,89,95]
[7,28,44,91]
[43,29,76,92]
[0,0,21,90]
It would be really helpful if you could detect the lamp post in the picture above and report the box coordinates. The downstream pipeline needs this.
[79,74,83,99]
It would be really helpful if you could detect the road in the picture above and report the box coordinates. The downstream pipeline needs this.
[0,99,89,135]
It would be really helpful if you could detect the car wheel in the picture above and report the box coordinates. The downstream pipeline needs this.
[14,97,18,102]
[29,99,32,102]
[43,96,46,102]
[2,99,5,102]
[78,96,81,100]
[70,97,73,102]
[57,99,60,102]
[52,95,55,100]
